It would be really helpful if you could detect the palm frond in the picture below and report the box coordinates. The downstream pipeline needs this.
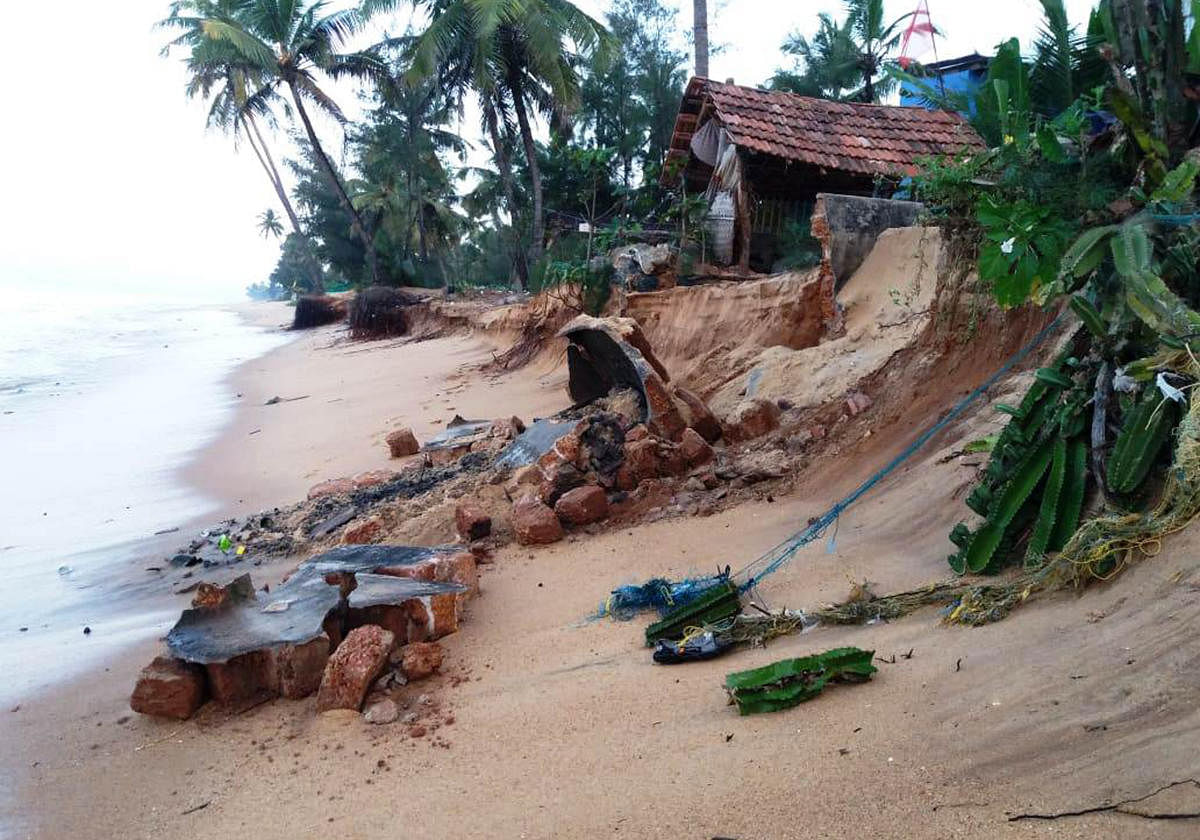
[200,18,277,68]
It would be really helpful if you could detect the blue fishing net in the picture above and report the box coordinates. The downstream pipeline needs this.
[599,572,729,620]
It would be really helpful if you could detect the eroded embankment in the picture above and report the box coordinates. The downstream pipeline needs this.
[400,228,1060,470]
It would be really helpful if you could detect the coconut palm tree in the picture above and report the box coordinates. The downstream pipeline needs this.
[693,0,708,77]
[770,13,860,100]
[397,0,610,275]
[257,208,285,238]
[160,0,326,291]
[843,0,909,102]
[193,0,388,284]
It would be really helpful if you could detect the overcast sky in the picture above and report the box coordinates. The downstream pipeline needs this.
[0,0,1096,303]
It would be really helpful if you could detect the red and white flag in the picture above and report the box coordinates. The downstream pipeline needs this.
[898,1,936,69]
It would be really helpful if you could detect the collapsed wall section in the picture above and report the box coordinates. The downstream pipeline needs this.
[811,194,924,335]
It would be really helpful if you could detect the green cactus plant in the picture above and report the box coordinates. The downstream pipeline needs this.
[961,438,1056,573]
[948,349,1097,575]
[1048,437,1089,551]
[1026,437,1067,566]
[1107,392,1178,493]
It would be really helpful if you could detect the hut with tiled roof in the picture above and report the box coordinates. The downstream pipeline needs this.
[664,77,986,271]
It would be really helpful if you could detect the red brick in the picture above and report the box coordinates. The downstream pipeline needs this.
[315,625,394,712]
[130,657,205,720]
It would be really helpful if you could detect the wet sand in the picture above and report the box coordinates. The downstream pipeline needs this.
[5,302,1200,838]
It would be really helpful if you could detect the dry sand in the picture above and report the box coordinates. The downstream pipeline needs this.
[183,301,568,514]
[5,300,1200,839]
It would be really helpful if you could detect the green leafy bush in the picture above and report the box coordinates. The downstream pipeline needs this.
[976,197,1074,306]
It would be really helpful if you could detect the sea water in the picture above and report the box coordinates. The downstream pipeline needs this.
[0,288,291,703]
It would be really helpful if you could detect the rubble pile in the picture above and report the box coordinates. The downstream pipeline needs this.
[134,313,835,723]
[131,545,474,721]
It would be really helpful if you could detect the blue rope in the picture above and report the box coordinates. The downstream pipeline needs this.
[1152,213,1200,226]
[732,311,1066,593]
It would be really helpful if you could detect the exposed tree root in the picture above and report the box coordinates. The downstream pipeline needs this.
[1007,779,1200,822]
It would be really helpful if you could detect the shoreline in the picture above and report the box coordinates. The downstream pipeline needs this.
[181,300,566,520]
[0,300,296,709]
[6,299,1200,839]
[2,298,569,836]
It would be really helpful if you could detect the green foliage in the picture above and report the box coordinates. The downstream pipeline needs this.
[724,647,877,716]
[1108,391,1178,494]
[962,439,1056,573]
[245,279,290,301]
[1070,294,1108,339]
[948,353,1094,575]
[645,579,740,645]
[536,259,613,315]
[1049,438,1089,551]
[578,0,685,204]
[975,39,1031,147]
[977,197,1074,307]
[269,233,325,294]
[257,208,284,239]
[769,13,860,100]
[1026,437,1067,565]
[943,1,1200,581]
[768,0,910,103]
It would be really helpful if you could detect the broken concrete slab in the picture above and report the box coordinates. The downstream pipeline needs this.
[308,505,357,539]
[493,418,577,471]
[165,551,464,665]
[812,194,923,292]
[811,194,923,336]
[422,419,493,461]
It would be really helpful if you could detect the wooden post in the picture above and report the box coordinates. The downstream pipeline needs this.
[736,153,752,274]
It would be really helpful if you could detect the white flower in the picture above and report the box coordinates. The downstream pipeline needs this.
[1000,237,1016,255]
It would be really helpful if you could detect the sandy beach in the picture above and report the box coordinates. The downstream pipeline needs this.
[182,301,567,516]
[3,297,1199,839]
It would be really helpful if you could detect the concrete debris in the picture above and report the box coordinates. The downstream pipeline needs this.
[130,545,470,719]
[672,386,723,442]
[512,495,565,545]
[559,315,684,440]
[554,485,610,526]
[679,428,715,467]
[363,698,399,725]
[722,398,782,443]
[454,500,492,541]
[342,516,384,544]
[845,390,873,417]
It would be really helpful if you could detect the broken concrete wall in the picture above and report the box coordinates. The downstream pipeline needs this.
[811,194,924,290]
[811,194,923,335]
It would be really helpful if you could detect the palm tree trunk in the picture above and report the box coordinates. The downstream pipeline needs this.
[509,81,545,269]
[693,0,709,77]
[286,83,380,285]
[243,113,325,293]
[484,102,529,290]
